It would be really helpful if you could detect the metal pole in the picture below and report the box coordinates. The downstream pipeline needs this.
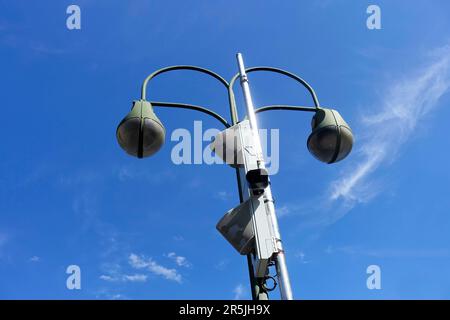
[229,87,268,301]
[236,53,294,300]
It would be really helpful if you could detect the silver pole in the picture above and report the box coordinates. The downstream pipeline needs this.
[236,53,294,300]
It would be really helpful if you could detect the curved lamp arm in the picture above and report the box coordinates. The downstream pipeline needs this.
[150,101,230,128]
[141,65,229,98]
[242,105,317,121]
[254,105,317,114]
[228,66,321,112]
[141,65,238,126]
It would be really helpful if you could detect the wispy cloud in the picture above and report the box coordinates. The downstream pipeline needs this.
[99,275,115,282]
[94,288,128,300]
[232,284,247,300]
[123,274,148,282]
[276,205,291,218]
[294,251,311,264]
[214,191,232,201]
[167,252,192,268]
[277,44,450,228]
[29,256,40,263]
[129,253,182,283]
[214,259,229,271]
[330,44,450,206]
[100,273,148,283]
[173,235,185,242]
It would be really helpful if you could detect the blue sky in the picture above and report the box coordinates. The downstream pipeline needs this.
[1,0,450,299]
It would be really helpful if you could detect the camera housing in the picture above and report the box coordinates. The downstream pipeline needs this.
[246,168,269,192]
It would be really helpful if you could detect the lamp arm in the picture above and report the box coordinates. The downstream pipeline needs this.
[150,101,231,128]
[254,105,317,115]
[228,66,321,109]
[141,65,229,98]
[141,65,238,125]
[241,105,317,121]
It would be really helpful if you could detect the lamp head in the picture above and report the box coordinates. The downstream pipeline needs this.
[116,100,165,158]
[307,108,353,164]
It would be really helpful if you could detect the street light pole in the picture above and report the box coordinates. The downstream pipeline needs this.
[236,53,294,300]
[116,57,353,300]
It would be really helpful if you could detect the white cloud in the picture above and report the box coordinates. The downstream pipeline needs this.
[173,235,185,242]
[294,251,310,264]
[129,253,182,283]
[99,261,148,283]
[232,284,246,300]
[276,205,291,218]
[94,289,128,300]
[100,272,148,283]
[214,191,232,201]
[29,256,40,263]
[129,253,149,269]
[276,44,450,228]
[330,45,450,206]
[214,259,229,271]
[122,274,148,282]
[100,274,115,282]
[167,252,192,268]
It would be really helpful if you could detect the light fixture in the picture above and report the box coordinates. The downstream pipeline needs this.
[116,100,165,158]
[307,108,353,164]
